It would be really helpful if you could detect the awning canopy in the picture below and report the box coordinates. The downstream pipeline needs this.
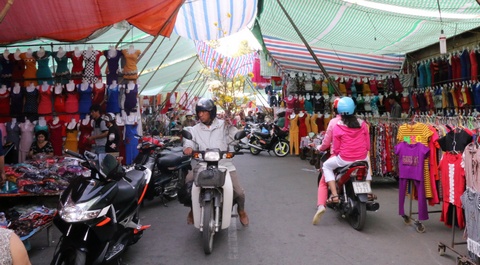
[257,0,480,55]
[0,0,184,44]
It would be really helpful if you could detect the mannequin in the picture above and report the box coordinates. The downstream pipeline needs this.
[3,49,9,59]
[123,80,138,115]
[123,109,140,165]
[23,83,39,116]
[103,47,122,85]
[48,115,64,156]
[65,80,79,114]
[122,45,142,80]
[288,113,299,155]
[54,47,70,84]
[34,47,53,85]
[106,80,121,114]
[93,80,106,111]
[78,115,93,154]
[37,116,47,127]
[0,84,7,93]
[78,80,93,118]
[65,118,79,152]
[0,85,9,123]
[53,83,65,114]
[0,49,12,87]
[38,81,53,115]
[82,46,101,84]
[19,118,35,162]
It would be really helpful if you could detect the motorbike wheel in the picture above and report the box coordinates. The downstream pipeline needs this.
[234,145,241,152]
[273,140,290,157]
[348,201,367,231]
[202,200,215,254]
[51,248,86,265]
[249,140,261,155]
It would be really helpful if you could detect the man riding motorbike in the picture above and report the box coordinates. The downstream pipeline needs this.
[183,98,249,226]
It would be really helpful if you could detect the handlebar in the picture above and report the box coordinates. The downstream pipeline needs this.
[64,149,83,160]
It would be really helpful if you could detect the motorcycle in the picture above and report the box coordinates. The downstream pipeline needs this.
[181,129,247,254]
[51,150,152,265]
[233,122,261,152]
[248,123,290,157]
[325,160,379,231]
[133,135,191,204]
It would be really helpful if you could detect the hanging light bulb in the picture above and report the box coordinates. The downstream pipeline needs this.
[439,29,447,54]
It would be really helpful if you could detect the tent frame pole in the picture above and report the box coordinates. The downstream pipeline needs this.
[138,37,166,76]
[275,0,342,96]
[139,36,182,94]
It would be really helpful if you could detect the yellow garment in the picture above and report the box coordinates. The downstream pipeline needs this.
[310,113,318,134]
[339,82,347,95]
[322,80,329,94]
[442,88,448,108]
[362,83,371,95]
[122,49,142,80]
[450,90,457,108]
[289,114,299,155]
[396,122,434,198]
[64,128,79,152]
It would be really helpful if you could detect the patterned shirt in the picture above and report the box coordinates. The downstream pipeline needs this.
[30,141,54,155]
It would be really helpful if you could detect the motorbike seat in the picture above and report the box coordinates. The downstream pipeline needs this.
[165,146,184,153]
[333,161,369,175]
[114,169,146,205]
[253,131,270,138]
[157,153,191,169]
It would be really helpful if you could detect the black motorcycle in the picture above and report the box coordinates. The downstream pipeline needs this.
[248,124,290,157]
[133,135,191,204]
[51,150,152,265]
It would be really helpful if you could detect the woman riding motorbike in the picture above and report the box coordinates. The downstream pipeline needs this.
[182,98,249,226]
[312,97,372,225]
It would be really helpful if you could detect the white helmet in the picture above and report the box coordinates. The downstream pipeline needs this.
[185,111,194,116]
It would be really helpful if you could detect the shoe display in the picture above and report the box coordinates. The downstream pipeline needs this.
[238,209,249,226]
[312,205,326,225]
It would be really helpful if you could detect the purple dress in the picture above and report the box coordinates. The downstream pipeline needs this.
[10,88,24,117]
[103,50,122,85]
[124,84,138,115]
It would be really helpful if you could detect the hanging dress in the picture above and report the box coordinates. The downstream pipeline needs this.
[9,87,23,119]
[33,51,53,85]
[78,121,94,154]
[92,83,106,112]
[19,122,35,163]
[121,49,141,81]
[64,124,79,152]
[9,54,25,86]
[6,121,20,164]
[23,88,39,117]
[106,85,121,114]
[53,87,66,113]
[82,50,101,84]
[53,52,70,85]
[124,84,138,115]
[37,86,53,115]
[20,52,37,87]
[48,119,64,156]
[0,89,11,123]
[298,114,308,142]
[78,84,93,118]
[103,50,122,85]
[67,51,84,85]
[0,55,13,86]
[65,86,79,114]
[124,123,139,165]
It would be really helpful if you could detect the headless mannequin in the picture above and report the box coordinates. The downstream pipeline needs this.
[81,115,90,126]
[40,81,50,92]
[25,48,33,58]
[52,116,59,125]
[315,94,321,99]
[66,80,75,91]
[56,47,66,58]
[108,45,117,58]
[0,85,7,93]
[128,45,135,55]
[80,80,89,91]
[289,113,296,119]
[110,80,118,89]
[54,83,63,94]
[126,80,135,92]
[95,80,103,89]
[3,49,9,60]
[10,118,16,128]
[38,116,47,127]
[74,47,82,57]
[298,111,305,117]
[13,49,21,60]
[26,83,36,92]
[67,118,77,130]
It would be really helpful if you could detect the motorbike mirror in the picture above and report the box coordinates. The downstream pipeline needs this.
[181,129,193,140]
[234,130,247,140]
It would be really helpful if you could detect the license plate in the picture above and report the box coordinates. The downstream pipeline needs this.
[352,182,371,194]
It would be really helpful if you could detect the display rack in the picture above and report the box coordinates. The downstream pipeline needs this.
[401,180,441,233]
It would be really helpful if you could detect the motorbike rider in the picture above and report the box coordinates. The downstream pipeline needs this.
[312,97,371,225]
[102,112,121,159]
[182,111,197,127]
[183,98,249,226]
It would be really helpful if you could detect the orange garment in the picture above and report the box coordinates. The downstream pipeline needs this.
[396,122,434,198]
[338,82,347,95]
[122,49,141,80]
[362,83,371,95]
[20,52,37,86]
[310,113,318,134]
[289,114,299,155]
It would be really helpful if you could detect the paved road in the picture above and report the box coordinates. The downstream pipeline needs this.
[28,152,469,264]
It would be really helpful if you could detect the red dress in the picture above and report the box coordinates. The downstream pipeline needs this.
[54,89,66,113]
[65,87,79,114]
[38,86,53,115]
[298,114,308,142]
[92,83,106,112]
[48,119,64,156]
[67,51,84,85]
[78,121,94,154]
[0,90,10,123]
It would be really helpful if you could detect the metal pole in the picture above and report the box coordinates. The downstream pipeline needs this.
[185,76,205,107]
[138,37,166,76]
[137,35,159,62]
[139,36,182,94]
[275,0,342,96]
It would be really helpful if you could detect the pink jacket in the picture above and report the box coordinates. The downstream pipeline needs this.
[332,119,370,161]
[317,115,341,152]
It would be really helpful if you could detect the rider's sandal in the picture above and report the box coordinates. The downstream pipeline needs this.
[367,194,377,201]
[326,195,340,204]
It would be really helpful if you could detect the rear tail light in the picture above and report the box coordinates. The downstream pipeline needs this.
[351,167,367,181]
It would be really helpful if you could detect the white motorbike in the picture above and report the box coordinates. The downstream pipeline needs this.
[182,129,247,254]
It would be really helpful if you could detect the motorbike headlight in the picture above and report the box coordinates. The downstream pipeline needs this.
[203,151,221,162]
[59,194,105,222]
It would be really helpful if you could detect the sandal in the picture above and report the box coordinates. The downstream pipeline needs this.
[367,194,377,201]
[326,195,340,204]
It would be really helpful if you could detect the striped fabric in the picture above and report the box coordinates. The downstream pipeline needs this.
[174,0,258,40]
[263,36,405,76]
[195,41,255,78]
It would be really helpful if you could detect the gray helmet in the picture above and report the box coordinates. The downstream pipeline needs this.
[195,98,217,120]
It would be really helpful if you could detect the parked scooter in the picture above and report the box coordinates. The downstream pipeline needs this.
[133,135,191,204]
[248,124,290,157]
[233,122,261,152]
[325,160,379,231]
[51,150,152,265]
[181,129,247,254]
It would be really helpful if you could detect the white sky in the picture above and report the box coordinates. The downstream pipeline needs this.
[214,28,262,57]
